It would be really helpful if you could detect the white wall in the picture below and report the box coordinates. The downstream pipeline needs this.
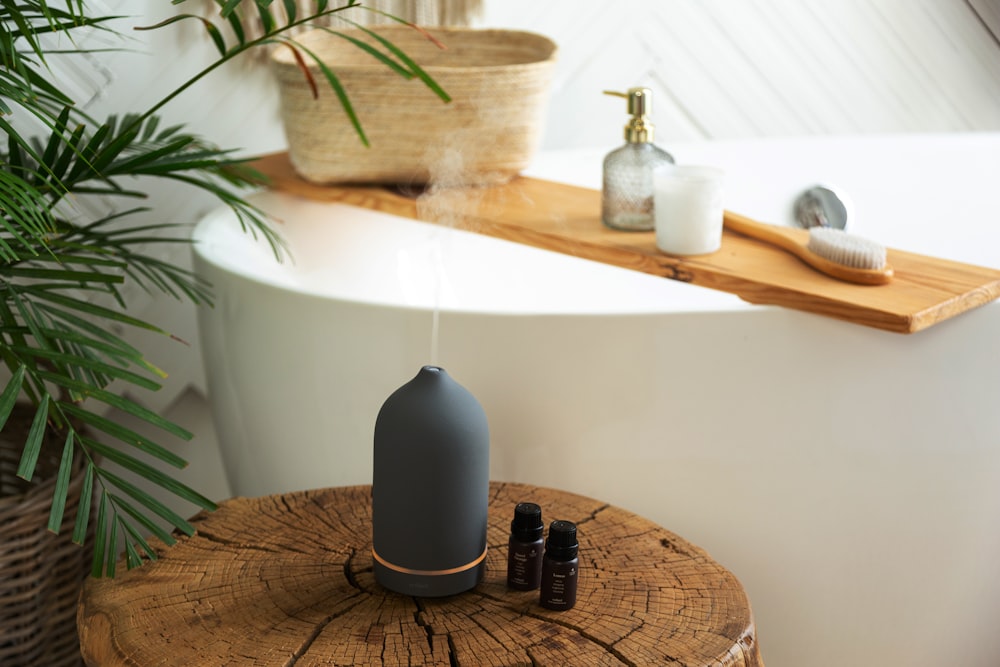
[477,0,1000,148]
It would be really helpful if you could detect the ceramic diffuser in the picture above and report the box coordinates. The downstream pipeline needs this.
[372,366,490,596]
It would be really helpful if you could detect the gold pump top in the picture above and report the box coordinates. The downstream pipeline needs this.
[604,87,655,143]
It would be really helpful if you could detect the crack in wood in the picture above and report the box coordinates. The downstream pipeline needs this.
[521,609,635,667]
[576,503,611,526]
[412,597,436,654]
[379,616,388,666]
[308,495,354,534]
[279,494,298,516]
[467,606,532,663]
[283,595,366,667]
[608,587,671,666]
[193,528,290,555]
[343,547,367,592]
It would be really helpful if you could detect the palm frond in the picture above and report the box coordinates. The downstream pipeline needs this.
[2,0,448,577]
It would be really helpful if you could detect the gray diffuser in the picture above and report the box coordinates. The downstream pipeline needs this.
[372,366,490,597]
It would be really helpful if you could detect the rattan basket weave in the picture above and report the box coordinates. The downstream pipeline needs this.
[1,408,91,667]
[271,26,557,186]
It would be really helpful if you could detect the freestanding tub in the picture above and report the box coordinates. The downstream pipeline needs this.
[193,134,1000,667]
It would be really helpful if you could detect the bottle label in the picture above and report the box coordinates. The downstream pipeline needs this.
[507,539,542,590]
[540,558,578,610]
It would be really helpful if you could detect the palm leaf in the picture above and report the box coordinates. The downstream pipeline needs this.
[315,28,415,79]
[32,371,192,440]
[339,19,451,103]
[8,345,163,392]
[104,514,119,577]
[91,492,109,577]
[88,444,215,516]
[0,265,123,284]
[38,107,73,176]
[218,0,245,19]
[67,408,186,469]
[0,365,27,430]
[0,164,57,256]
[71,460,95,544]
[122,533,143,568]
[16,395,50,482]
[276,39,369,146]
[47,430,76,532]
[253,1,276,35]
[134,14,227,57]
[119,515,160,562]
[31,319,161,373]
[26,288,175,335]
[224,8,246,47]
[100,469,197,538]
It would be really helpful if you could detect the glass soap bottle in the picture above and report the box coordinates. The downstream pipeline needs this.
[507,502,544,590]
[602,87,675,231]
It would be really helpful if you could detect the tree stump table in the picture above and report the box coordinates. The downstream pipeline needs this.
[78,482,763,666]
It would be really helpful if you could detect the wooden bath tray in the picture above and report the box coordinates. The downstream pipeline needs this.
[250,152,1000,334]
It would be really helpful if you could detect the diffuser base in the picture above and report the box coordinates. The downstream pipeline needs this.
[374,561,485,598]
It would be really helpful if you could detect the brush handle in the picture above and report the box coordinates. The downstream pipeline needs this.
[723,211,805,253]
[723,211,893,286]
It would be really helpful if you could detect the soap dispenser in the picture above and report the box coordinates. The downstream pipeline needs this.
[602,87,675,231]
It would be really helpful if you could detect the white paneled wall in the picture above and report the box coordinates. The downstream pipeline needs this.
[477,0,1000,148]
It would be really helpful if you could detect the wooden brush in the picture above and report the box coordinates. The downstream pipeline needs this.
[723,211,893,285]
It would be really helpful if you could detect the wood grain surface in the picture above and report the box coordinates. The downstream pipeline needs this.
[78,482,762,666]
[248,152,1000,334]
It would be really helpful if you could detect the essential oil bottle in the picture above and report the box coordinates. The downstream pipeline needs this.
[507,502,544,590]
[539,520,579,610]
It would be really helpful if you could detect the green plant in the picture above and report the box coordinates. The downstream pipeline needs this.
[0,0,447,576]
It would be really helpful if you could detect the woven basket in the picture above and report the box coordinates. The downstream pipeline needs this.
[271,26,557,186]
[1,407,91,667]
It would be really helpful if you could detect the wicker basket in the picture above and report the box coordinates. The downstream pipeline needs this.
[271,26,557,186]
[1,407,91,667]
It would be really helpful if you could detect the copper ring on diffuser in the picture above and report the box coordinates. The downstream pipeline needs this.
[371,546,488,576]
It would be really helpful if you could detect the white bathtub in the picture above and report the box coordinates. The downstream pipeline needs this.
[193,134,1000,667]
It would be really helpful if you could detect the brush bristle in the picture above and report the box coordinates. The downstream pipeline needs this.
[806,227,887,270]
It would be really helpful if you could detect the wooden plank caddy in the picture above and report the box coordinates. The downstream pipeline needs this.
[250,152,1000,334]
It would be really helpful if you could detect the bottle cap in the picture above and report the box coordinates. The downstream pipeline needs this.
[511,502,543,541]
[604,87,655,144]
[545,520,578,560]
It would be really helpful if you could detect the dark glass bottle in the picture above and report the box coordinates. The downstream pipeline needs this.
[507,502,544,590]
[539,520,579,610]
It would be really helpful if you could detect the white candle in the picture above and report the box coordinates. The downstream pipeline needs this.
[653,165,725,256]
